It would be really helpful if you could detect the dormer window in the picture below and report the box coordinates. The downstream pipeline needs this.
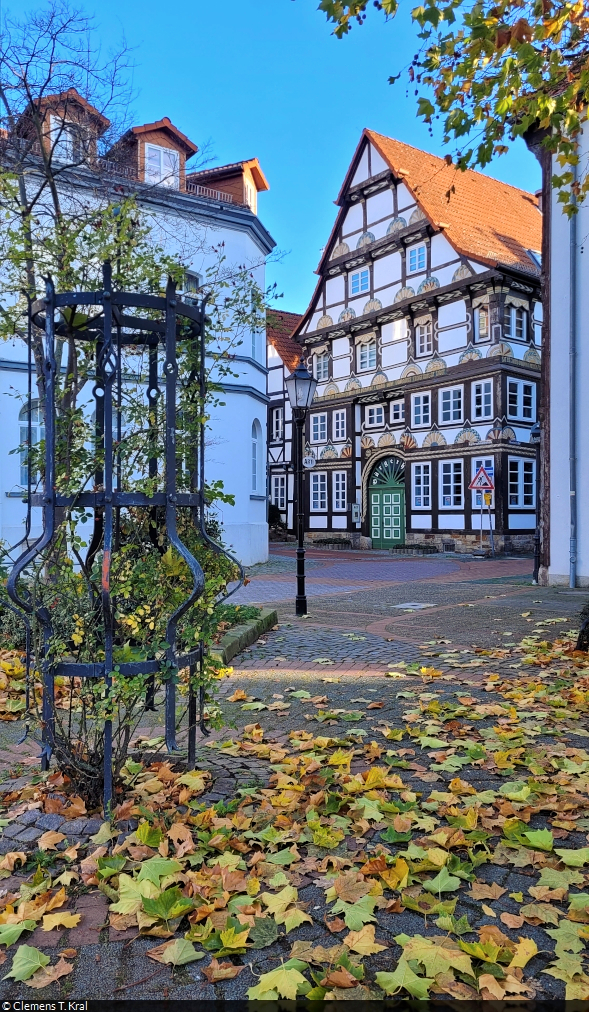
[50,116,83,162]
[145,144,179,188]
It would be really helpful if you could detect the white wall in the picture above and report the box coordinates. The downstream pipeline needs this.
[547,122,589,585]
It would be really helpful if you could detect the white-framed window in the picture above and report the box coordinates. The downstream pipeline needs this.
[474,305,489,342]
[412,391,431,427]
[508,457,536,507]
[408,243,427,274]
[412,462,431,508]
[358,340,377,371]
[504,304,528,341]
[311,471,327,511]
[507,378,535,421]
[50,116,77,161]
[251,418,262,492]
[439,385,463,424]
[271,406,284,442]
[472,380,493,420]
[350,269,369,295]
[471,456,495,508]
[391,399,405,423]
[145,143,180,188]
[440,458,463,508]
[19,400,45,486]
[311,412,327,443]
[333,410,346,441]
[314,352,329,381]
[366,405,384,427]
[416,321,433,357]
[333,471,347,511]
[272,474,286,511]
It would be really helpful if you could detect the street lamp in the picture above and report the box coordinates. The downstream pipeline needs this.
[530,420,541,584]
[285,361,318,616]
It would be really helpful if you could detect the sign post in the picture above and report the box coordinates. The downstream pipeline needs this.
[468,467,495,553]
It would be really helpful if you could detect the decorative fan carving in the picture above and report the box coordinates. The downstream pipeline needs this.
[395,286,415,302]
[418,276,440,294]
[331,242,350,259]
[317,314,333,329]
[370,456,405,486]
[339,307,356,322]
[356,231,376,248]
[387,217,407,234]
[453,263,472,281]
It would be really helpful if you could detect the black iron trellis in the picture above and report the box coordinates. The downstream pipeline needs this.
[4,263,243,812]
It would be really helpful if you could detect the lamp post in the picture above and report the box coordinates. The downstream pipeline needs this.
[530,420,541,584]
[285,361,318,616]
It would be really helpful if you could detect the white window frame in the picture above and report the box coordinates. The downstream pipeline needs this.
[333,471,347,512]
[474,305,490,343]
[407,243,427,274]
[439,385,463,425]
[333,410,346,441]
[390,399,405,424]
[366,405,384,428]
[439,458,464,509]
[271,406,284,442]
[471,456,495,509]
[272,474,286,511]
[350,269,369,296]
[504,304,528,341]
[472,380,493,421]
[314,352,329,381]
[412,391,431,428]
[311,471,328,512]
[251,419,262,492]
[358,340,377,372]
[19,400,45,487]
[145,143,180,188]
[310,412,327,443]
[508,457,536,508]
[416,321,433,357]
[507,378,535,421]
[412,462,431,509]
[50,116,76,161]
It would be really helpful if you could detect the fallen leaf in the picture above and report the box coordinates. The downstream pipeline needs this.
[37,831,66,852]
[501,913,525,929]
[147,939,204,966]
[202,958,245,982]
[42,913,81,932]
[345,924,387,955]
[25,957,74,989]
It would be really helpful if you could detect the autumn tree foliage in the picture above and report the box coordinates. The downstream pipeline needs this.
[319,0,589,212]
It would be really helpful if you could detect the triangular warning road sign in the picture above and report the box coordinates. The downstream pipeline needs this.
[469,466,494,491]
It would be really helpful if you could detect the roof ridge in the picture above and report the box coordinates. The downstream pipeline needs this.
[365,128,539,202]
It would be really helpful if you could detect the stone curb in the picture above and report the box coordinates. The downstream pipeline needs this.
[209,607,278,665]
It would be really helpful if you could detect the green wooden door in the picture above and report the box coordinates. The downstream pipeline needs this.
[369,457,406,549]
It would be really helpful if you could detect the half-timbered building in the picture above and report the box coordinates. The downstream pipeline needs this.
[289,130,543,552]
[266,310,302,531]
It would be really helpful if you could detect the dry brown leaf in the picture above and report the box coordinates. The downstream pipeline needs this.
[325,915,346,933]
[479,974,505,999]
[109,912,138,931]
[44,797,64,815]
[0,952,7,965]
[470,881,507,900]
[59,948,78,958]
[500,912,525,929]
[320,967,358,989]
[228,689,248,702]
[25,958,74,989]
[332,872,372,904]
[0,852,26,871]
[202,958,245,982]
[65,796,87,818]
[63,845,79,861]
[114,800,135,822]
[37,830,66,851]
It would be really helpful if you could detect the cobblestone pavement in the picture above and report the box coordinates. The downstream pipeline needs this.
[0,548,587,999]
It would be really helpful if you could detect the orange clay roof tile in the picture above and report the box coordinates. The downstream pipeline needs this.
[365,130,542,275]
[266,310,302,371]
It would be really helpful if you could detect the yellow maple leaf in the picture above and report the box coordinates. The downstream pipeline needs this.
[508,937,538,969]
[345,924,388,955]
[42,912,81,931]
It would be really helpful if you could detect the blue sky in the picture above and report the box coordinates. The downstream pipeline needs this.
[50,0,541,313]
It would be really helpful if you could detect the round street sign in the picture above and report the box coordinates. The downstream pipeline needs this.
[303,455,316,469]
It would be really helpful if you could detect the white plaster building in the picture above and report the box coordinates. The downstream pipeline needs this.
[0,95,274,565]
[528,122,589,585]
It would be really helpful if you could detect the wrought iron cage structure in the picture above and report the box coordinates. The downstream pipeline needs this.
[4,263,242,811]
